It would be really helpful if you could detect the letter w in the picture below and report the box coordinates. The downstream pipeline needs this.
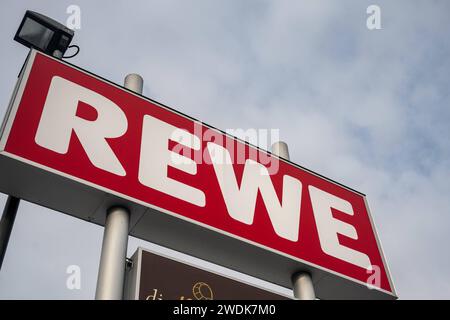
[207,143,302,241]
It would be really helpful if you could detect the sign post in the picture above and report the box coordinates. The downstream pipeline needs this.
[292,272,315,300]
[271,141,315,300]
[0,196,20,270]
[95,206,130,300]
[95,74,143,300]
[0,51,34,272]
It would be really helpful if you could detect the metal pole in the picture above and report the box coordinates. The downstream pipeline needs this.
[95,206,130,299]
[271,141,290,160]
[0,196,20,270]
[271,141,316,300]
[292,272,315,300]
[123,73,144,94]
[0,52,31,272]
[95,73,143,300]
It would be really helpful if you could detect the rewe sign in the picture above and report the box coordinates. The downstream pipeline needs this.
[0,50,396,299]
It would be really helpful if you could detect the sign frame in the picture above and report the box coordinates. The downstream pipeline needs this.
[0,49,396,299]
[124,247,291,300]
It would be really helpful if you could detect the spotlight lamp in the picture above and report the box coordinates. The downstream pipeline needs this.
[14,10,76,58]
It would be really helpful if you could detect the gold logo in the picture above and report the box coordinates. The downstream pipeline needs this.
[192,282,213,300]
[146,282,214,300]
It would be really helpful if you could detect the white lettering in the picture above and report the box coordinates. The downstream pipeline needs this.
[207,143,302,241]
[309,186,371,268]
[35,76,127,176]
[139,115,205,207]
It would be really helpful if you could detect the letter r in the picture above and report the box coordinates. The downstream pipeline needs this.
[35,76,127,176]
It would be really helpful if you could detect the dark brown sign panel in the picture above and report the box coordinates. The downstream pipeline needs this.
[124,248,289,300]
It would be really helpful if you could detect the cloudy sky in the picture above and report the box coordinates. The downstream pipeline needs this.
[0,0,449,299]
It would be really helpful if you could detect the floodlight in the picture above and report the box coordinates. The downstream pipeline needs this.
[14,10,74,58]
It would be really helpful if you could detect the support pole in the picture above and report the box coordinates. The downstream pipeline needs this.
[0,55,28,272]
[292,272,315,300]
[271,141,290,160]
[0,196,20,270]
[271,141,316,300]
[95,73,143,300]
[123,73,144,94]
[95,206,130,300]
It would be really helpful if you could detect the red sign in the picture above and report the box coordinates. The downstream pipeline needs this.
[0,50,395,299]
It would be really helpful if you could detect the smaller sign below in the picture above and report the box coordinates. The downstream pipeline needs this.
[124,248,290,300]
